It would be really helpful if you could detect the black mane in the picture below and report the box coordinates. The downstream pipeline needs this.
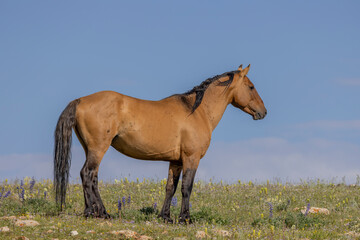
[181,70,239,113]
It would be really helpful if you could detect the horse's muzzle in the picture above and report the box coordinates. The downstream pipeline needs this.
[253,110,267,120]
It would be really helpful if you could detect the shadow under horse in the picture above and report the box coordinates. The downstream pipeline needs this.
[54,64,267,223]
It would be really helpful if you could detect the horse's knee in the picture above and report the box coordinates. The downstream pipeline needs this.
[181,184,192,198]
[165,180,174,192]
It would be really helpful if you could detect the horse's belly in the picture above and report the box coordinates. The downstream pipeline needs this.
[111,135,181,161]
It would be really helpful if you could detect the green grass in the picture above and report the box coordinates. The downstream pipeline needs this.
[1,177,360,239]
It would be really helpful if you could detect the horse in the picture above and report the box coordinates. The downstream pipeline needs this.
[54,64,267,223]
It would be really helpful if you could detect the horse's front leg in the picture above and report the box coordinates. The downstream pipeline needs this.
[179,156,199,224]
[159,161,182,223]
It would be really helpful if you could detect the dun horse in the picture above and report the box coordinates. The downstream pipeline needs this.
[54,64,267,223]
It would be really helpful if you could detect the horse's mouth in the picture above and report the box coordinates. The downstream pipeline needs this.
[235,103,267,120]
[253,112,265,120]
[246,106,266,120]
[252,109,267,120]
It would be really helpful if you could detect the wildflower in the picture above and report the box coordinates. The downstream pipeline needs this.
[4,191,11,198]
[267,202,273,218]
[153,202,157,211]
[171,196,177,207]
[44,191,47,199]
[122,196,126,207]
[29,177,36,193]
[127,194,131,204]
[304,202,311,216]
[20,188,25,201]
[18,181,25,201]
[118,198,122,211]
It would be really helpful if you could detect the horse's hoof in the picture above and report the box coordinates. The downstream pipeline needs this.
[179,217,192,224]
[84,211,93,218]
[93,211,110,219]
[100,212,111,219]
[158,214,173,224]
[165,218,174,224]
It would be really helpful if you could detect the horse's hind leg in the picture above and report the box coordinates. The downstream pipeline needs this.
[159,161,182,223]
[81,149,110,218]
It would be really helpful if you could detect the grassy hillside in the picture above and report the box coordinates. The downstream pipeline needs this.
[0,177,360,239]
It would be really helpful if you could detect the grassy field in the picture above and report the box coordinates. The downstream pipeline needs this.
[0,177,360,239]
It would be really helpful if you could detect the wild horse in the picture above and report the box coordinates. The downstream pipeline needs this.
[54,64,267,223]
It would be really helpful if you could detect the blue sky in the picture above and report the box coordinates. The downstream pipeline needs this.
[1,1,359,183]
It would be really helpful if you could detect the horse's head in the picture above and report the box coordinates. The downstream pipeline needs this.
[229,64,267,120]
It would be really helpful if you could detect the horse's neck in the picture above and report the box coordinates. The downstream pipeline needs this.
[198,84,232,131]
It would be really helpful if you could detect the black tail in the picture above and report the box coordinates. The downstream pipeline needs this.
[54,99,80,210]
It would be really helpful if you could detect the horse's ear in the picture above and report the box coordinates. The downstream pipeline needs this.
[242,64,250,76]
[238,64,243,71]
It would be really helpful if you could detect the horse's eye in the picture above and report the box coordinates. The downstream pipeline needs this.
[250,86,254,90]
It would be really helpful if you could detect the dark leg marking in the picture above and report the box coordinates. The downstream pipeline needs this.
[179,168,197,224]
[159,161,182,223]
[80,153,109,218]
